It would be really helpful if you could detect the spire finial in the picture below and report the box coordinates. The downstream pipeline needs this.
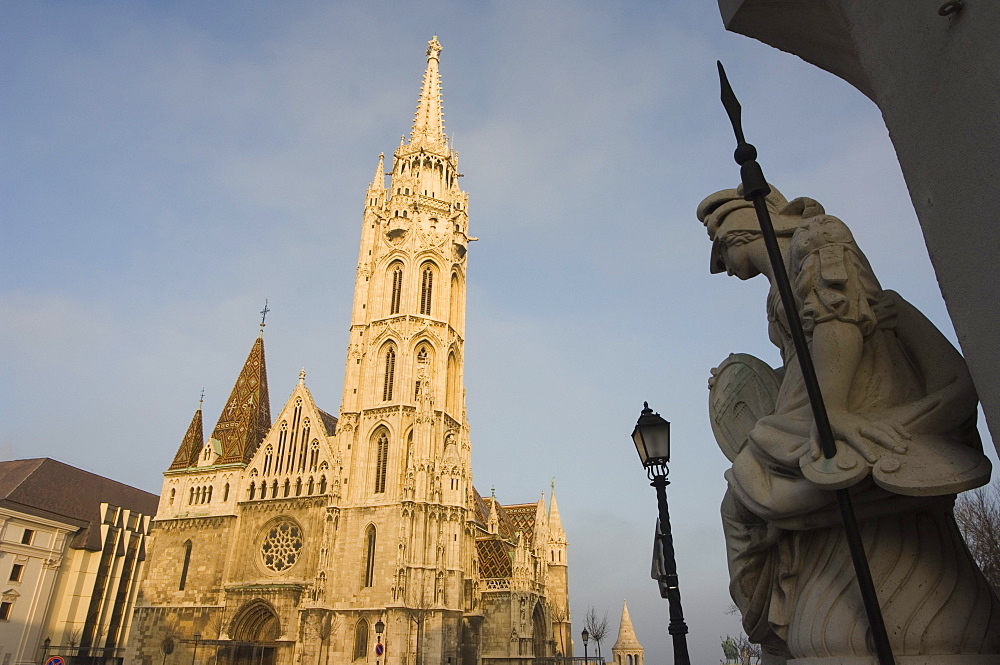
[551,477,556,493]
[299,367,306,383]
[427,35,442,60]
[491,484,495,498]
[199,388,205,409]
[259,299,270,335]
[410,36,446,148]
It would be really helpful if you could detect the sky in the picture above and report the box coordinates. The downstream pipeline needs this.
[3,2,998,663]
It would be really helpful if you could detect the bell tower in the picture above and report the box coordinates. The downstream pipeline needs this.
[330,38,474,658]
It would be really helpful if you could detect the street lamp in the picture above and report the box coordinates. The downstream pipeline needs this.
[190,634,201,665]
[632,402,690,665]
[581,628,589,664]
[374,619,385,665]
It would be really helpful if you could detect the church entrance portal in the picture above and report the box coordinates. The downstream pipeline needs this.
[221,601,281,665]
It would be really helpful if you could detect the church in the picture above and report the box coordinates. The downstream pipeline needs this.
[126,37,572,665]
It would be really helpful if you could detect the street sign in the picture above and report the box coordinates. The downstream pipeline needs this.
[375,642,384,657]
[45,657,65,665]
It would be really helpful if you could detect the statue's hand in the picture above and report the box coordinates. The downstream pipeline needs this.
[802,410,910,463]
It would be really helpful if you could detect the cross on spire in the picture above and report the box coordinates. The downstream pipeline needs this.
[259,299,270,334]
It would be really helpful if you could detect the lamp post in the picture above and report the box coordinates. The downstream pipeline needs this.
[632,402,691,665]
[581,628,589,664]
[374,619,385,665]
[190,634,200,665]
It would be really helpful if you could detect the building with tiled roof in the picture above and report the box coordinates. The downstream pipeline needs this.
[0,458,157,665]
[126,37,570,665]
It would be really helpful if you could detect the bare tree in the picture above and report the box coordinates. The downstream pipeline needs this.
[584,607,609,661]
[733,633,761,665]
[955,484,1000,596]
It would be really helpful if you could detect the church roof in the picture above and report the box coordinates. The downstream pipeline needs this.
[476,537,513,579]
[472,487,548,546]
[168,402,204,470]
[480,496,516,540]
[613,600,643,651]
[212,334,272,465]
[409,36,446,149]
[503,502,539,545]
[316,407,338,436]
[0,458,158,551]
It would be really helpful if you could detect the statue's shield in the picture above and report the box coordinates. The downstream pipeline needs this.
[708,353,780,462]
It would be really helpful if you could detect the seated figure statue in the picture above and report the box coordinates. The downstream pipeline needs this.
[698,185,999,664]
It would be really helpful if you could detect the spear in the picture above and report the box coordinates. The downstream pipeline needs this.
[716,61,895,665]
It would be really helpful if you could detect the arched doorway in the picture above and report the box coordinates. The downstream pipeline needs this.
[225,600,280,665]
[531,603,547,660]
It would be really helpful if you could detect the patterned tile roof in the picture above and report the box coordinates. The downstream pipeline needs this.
[169,406,204,471]
[476,537,513,579]
[503,503,538,545]
[472,486,488,526]
[481,496,517,540]
[213,335,271,465]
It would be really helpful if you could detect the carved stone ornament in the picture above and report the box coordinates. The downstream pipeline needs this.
[698,184,999,663]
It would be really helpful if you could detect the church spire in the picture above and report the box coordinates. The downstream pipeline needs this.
[410,36,446,148]
[549,488,566,540]
[369,153,385,191]
[168,399,204,470]
[212,334,271,465]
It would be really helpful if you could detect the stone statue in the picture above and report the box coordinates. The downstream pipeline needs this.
[699,185,999,663]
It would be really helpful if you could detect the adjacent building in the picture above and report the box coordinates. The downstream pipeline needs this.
[0,458,158,665]
[126,37,571,665]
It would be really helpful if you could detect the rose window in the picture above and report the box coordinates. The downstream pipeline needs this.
[260,521,303,572]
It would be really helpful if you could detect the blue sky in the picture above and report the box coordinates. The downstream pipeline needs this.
[3,2,996,662]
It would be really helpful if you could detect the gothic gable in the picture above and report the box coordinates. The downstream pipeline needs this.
[244,374,337,502]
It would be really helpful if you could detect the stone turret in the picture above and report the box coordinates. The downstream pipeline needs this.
[611,601,643,665]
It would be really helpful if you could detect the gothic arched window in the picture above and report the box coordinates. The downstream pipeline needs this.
[363,524,377,587]
[353,619,369,660]
[446,351,459,414]
[179,540,192,590]
[374,430,389,494]
[277,422,288,474]
[298,421,310,472]
[420,264,434,315]
[309,440,320,472]
[389,263,403,315]
[263,444,274,476]
[382,346,396,401]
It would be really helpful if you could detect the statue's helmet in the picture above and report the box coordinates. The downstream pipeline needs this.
[697,185,825,273]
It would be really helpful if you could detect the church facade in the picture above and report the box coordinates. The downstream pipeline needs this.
[126,38,571,665]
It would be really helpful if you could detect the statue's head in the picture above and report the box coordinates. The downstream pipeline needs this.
[697,185,825,274]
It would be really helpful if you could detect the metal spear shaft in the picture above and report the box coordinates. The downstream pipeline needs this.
[716,61,895,665]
